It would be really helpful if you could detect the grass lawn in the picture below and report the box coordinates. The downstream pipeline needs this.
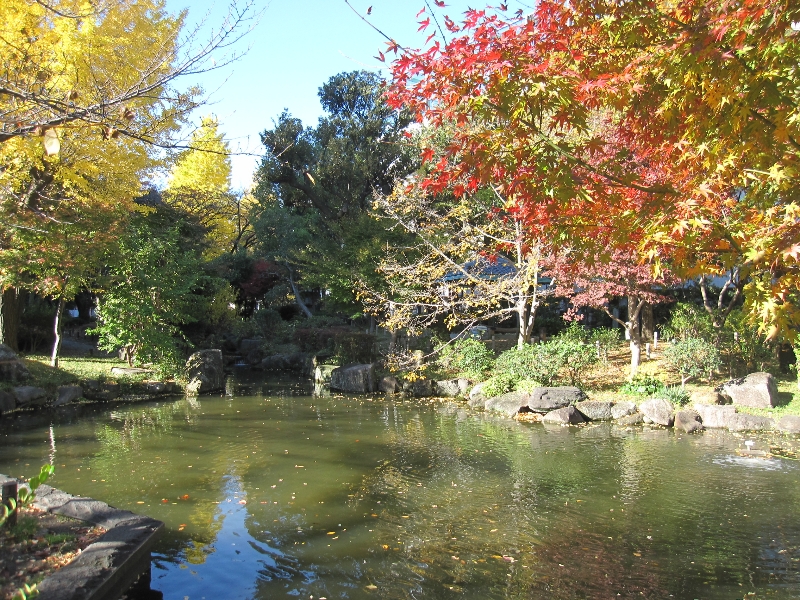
[2,356,153,395]
[578,342,800,416]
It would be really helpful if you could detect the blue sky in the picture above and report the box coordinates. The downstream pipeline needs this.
[164,0,530,189]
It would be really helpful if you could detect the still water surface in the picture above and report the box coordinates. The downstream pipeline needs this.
[1,372,799,599]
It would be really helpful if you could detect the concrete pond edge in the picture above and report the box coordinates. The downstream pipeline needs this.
[0,473,163,600]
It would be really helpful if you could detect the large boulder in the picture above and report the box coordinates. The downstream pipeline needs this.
[526,387,586,413]
[406,378,434,397]
[574,401,614,421]
[777,415,800,434]
[721,372,778,409]
[13,386,48,407]
[54,385,83,407]
[690,388,724,405]
[238,338,264,355]
[260,352,309,372]
[0,344,30,383]
[616,412,644,426]
[727,413,774,432]
[639,398,675,427]
[542,406,585,425]
[0,390,16,414]
[314,364,338,384]
[83,380,121,401]
[675,409,704,433]
[611,401,637,419]
[468,382,488,409]
[186,349,225,395]
[330,364,375,394]
[485,391,531,417]
[434,379,462,398]
[378,375,400,394]
[693,404,737,428]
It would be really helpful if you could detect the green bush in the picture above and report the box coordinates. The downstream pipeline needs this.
[723,310,772,375]
[493,331,597,388]
[659,385,691,406]
[620,375,665,397]
[482,373,517,398]
[661,302,715,342]
[438,338,495,380]
[590,328,620,363]
[664,337,722,387]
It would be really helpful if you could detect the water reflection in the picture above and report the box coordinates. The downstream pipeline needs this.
[0,376,798,599]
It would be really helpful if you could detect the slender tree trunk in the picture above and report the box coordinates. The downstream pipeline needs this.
[0,288,21,351]
[286,265,313,319]
[628,327,642,379]
[641,303,654,343]
[51,297,65,368]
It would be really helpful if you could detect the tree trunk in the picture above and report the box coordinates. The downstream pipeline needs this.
[628,328,642,379]
[641,302,654,343]
[286,266,313,319]
[626,295,645,379]
[0,288,22,351]
[51,297,65,368]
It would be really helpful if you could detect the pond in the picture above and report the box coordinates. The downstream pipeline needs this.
[1,371,799,599]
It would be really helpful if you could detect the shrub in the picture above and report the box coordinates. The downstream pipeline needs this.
[661,302,715,342]
[659,385,691,406]
[493,333,597,388]
[438,338,495,380]
[620,375,665,397]
[590,328,620,363]
[663,337,722,387]
[482,373,517,398]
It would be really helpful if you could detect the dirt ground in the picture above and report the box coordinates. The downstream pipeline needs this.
[0,507,104,599]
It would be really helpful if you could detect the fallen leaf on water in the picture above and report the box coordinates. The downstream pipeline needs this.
[365,585,377,590]
[328,531,336,535]
[161,499,168,503]
[181,494,189,500]
[239,500,247,505]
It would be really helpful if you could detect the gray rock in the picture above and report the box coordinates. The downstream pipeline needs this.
[639,398,675,427]
[727,413,774,432]
[13,386,48,407]
[690,388,724,405]
[694,404,737,428]
[0,390,16,413]
[722,372,778,409]
[186,349,225,394]
[54,385,83,407]
[468,382,488,409]
[379,375,400,394]
[611,401,637,419]
[406,378,433,397]
[330,364,375,394]
[542,406,585,425]
[458,379,472,394]
[246,348,264,365]
[110,366,151,376]
[675,409,704,433]
[83,380,121,401]
[435,379,462,397]
[315,364,338,384]
[616,412,644,426]
[574,401,614,421]
[777,415,800,434]
[239,338,265,354]
[260,352,309,372]
[0,343,30,383]
[485,391,531,417]
[142,381,167,394]
[526,387,586,413]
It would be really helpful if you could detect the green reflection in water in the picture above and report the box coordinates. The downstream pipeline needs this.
[0,373,798,600]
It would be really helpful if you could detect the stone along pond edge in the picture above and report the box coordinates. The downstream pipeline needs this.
[0,473,163,600]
